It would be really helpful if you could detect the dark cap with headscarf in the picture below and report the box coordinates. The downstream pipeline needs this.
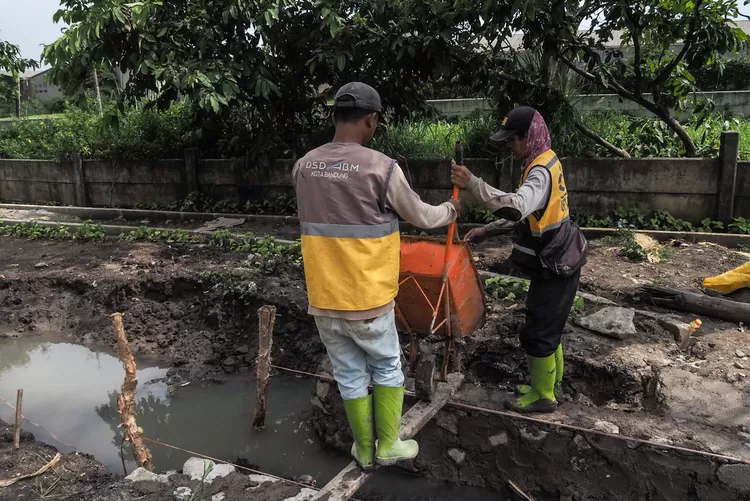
[333,82,382,113]
[489,106,537,142]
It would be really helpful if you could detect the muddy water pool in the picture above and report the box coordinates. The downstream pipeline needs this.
[0,336,503,500]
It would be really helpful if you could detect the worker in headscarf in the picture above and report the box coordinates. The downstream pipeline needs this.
[451,106,587,413]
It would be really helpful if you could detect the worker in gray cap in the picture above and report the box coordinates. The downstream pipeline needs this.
[293,82,460,469]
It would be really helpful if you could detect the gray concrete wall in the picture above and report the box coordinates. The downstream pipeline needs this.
[83,159,188,207]
[0,155,745,223]
[735,162,750,220]
[198,158,297,202]
[564,158,721,221]
[0,159,77,205]
[428,91,750,118]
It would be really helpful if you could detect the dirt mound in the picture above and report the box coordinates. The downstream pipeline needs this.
[2,235,750,500]
[0,238,323,386]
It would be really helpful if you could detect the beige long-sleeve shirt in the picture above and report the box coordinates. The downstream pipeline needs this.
[467,167,551,235]
[308,162,457,319]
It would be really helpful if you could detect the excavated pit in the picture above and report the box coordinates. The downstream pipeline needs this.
[0,236,749,500]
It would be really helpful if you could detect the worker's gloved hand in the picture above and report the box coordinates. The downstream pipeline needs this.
[464,227,487,243]
[450,160,472,189]
[448,199,462,217]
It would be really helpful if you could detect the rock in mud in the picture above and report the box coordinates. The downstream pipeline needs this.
[489,431,509,446]
[434,411,459,435]
[183,458,236,483]
[235,344,250,355]
[447,448,466,464]
[222,357,237,373]
[125,467,172,484]
[574,307,637,340]
[174,486,193,500]
[658,317,692,347]
[717,464,750,493]
[593,421,620,435]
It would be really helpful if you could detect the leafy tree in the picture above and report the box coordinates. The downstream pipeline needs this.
[0,36,37,78]
[0,33,39,117]
[42,0,501,159]
[42,0,747,159]
[502,0,747,157]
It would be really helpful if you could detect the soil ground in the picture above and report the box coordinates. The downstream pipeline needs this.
[0,230,748,500]
[0,419,317,501]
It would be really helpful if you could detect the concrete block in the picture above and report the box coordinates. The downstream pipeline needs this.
[182,458,236,483]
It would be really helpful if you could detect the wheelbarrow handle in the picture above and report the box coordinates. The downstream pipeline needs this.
[445,188,459,248]
[443,143,463,270]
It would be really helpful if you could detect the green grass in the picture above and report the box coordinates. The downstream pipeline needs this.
[372,110,750,160]
[370,113,499,159]
[0,114,63,122]
[2,103,750,161]
[557,110,750,159]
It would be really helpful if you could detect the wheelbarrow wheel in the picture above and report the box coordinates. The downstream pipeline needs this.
[415,350,437,401]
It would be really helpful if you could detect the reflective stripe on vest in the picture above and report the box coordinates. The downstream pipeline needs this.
[513,243,536,256]
[300,220,399,239]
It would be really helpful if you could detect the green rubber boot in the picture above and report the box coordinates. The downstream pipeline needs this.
[515,344,564,401]
[342,395,375,470]
[373,386,419,466]
[554,344,564,400]
[506,353,557,413]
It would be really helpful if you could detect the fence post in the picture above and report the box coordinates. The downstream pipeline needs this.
[718,131,740,223]
[72,153,88,207]
[184,148,199,194]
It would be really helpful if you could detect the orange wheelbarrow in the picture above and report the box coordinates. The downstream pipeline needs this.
[395,143,486,400]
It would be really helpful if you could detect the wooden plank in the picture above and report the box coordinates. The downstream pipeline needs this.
[310,373,464,501]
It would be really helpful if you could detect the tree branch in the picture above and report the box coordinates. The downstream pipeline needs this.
[574,117,631,157]
[623,7,643,96]
[556,50,698,156]
[653,0,703,88]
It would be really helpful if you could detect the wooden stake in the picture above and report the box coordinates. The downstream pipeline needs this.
[13,389,22,450]
[111,313,153,471]
[253,305,276,430]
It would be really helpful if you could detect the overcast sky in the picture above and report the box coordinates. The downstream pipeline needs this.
[2,0,750,68]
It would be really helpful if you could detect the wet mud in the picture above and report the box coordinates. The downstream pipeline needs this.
[1,236,749,500]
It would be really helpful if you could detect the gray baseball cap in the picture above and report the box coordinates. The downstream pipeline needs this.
[333,82,382,113]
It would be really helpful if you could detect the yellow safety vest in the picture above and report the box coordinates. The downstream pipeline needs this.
[511,150,570,268]
[293,143,400,311]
